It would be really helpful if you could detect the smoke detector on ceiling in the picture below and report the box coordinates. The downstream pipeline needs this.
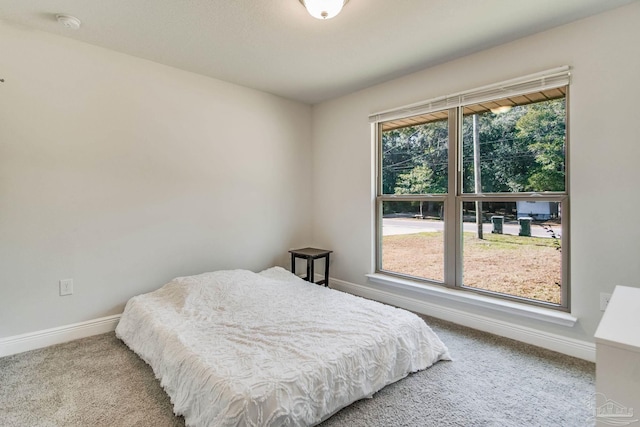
[56,14,81,30]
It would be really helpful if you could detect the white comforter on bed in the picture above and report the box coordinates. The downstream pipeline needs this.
[116,267,450,427]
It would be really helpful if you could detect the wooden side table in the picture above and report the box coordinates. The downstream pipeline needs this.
[289,247,332,287]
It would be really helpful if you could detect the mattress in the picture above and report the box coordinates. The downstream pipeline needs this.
[116,267,450,426]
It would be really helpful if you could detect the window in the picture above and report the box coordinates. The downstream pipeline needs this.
[373,67,570,310]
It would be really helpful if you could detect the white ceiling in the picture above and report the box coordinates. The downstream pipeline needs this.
[0,0,636,104]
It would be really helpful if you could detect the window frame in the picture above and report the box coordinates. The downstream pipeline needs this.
[373,68,570,311]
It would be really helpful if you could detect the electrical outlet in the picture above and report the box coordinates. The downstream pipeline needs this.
[59,279,74,296]
[600,292,612,311]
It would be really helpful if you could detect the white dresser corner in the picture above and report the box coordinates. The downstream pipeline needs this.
[594,286,640,426]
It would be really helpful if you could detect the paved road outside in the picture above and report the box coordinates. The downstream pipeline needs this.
[382,217,556,238]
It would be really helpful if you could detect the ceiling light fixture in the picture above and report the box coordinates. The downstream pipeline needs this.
[299,0,349,20]
[490,105,512,114]
[56,14,81,30]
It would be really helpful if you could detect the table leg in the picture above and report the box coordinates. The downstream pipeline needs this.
[324,253,330,287]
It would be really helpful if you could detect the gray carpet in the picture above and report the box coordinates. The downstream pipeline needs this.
[0,316,595,426]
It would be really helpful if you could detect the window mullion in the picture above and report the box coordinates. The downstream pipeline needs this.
[443,107,459,288]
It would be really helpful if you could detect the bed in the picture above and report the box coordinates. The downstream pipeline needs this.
[115,266,450,426]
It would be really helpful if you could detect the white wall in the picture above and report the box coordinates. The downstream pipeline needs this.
[0,22,313,338]
[311,3,640,344]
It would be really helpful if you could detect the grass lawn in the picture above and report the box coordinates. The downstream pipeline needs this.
[381,231,561,304]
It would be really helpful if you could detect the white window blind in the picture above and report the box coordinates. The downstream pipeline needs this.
[369,66,571,124]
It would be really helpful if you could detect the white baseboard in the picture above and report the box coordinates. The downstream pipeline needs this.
[330,277,596,362]
[0,314,121,358]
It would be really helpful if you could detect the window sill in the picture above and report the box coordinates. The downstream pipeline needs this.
[365,273,577,327]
